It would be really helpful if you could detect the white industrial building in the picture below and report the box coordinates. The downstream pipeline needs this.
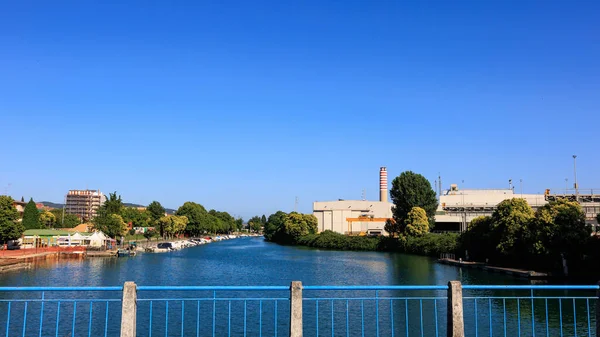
[313,167,598,235]
[313,167,393,236]
[435,184,547,232]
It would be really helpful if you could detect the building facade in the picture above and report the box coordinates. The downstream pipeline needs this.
[65,190,106,221]
[313,200,392,235]
[435,184,548,231]
[313,167,393,236]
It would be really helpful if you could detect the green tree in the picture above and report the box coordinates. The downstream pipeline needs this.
[209,210,236,233]
[532,199,590,268]
[22,198,41,229]
[261,214,267,224]
[157,216,173,238]
[39,211,56,228]
[384,219,401,238]
[264,211,287,241]
[50,209,80,228]
[458,216,494,261]
[171,215,188,237]
[235,217,243,231]
[101,192,124,215]
[390,171,438,223]
[147,201,166,221]
[143,229,158,242]
[175,202,208,237]
[92,213,128,239]
[248,216,263,233]
[490,198,534,257]
[121,207,151,227]
[282,212,318,241]
[0,196,25,243]
[402,207,429,237]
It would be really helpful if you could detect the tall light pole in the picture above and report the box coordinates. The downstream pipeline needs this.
[520,179,523,197]
[573,155,579,202]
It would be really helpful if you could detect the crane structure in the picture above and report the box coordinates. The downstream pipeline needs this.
[346,216,391,236]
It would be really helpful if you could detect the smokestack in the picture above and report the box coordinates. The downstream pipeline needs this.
[379,167,388,202]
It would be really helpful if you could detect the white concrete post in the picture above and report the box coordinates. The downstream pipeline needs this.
[447,281,465,337]
[290,281,303,337]
[120,281,137,337]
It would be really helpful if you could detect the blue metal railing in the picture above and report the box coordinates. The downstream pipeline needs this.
[462,285,598,337]
[303,285,449,337]
[0,284,598,337]
[136,285,291,337]
[0,286,122,337]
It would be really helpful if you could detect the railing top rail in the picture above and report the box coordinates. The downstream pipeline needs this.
[0,286,123,291]
[462,285,599,290]
[1,284,598,292]
[303,285,448,290]
[136,285,290,291]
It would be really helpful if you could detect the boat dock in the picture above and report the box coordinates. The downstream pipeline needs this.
[437,258,549,279]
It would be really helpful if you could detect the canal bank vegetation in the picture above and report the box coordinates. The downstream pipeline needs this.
[264,170,600,279]
[93,194,245,239]
[457,198,599,278]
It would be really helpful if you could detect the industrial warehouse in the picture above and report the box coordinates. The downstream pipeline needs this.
[313,167,600,236]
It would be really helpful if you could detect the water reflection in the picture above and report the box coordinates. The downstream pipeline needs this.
[0,237,525,288]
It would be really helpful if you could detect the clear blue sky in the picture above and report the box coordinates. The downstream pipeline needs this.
[1,1,598,219]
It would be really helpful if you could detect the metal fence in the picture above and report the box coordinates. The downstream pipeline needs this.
[135,285,291,337]
[462,285,598,337]
[0,282,598,337]
[0,286,122,337]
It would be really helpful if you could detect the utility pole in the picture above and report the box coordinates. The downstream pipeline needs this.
[565,178,568,195]
[438,173,442,199]
[520,179,523,197]
[573,155,579,202]
[294,196,298,213]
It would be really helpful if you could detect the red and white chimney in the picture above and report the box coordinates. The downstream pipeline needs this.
[379,167,388,202]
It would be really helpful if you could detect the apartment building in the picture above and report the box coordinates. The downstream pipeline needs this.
[65,190,106,221]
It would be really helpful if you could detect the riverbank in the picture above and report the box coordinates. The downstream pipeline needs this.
[272,230,458,257]
[437,257,549,279]
[269,231,560,280]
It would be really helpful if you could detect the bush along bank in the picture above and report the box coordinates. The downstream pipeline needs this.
[260,200,599,280]
[276,229,459,257]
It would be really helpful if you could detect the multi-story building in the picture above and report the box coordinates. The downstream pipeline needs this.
[65,190,106,221]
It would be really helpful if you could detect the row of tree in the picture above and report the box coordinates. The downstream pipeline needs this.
[458,198,591,273]
[247,214,267,233]
[92,193,244,239]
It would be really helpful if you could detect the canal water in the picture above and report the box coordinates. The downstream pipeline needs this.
[0,237,594,336]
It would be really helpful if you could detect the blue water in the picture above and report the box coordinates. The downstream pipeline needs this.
[0,237,594,336]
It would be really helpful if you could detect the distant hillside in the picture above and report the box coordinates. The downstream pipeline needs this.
[39,201,176,214]
[123,203,176,215]
[40,201,64,209]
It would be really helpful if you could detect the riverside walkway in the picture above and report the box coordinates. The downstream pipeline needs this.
[0,281,597,337]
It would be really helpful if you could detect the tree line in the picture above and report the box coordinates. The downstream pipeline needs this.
[93,193,244,239]
[0,193,244,244]
[458,198,593,275]
[261,170,600,278]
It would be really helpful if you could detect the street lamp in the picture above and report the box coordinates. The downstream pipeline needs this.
[573,155,579,202]
[520,179,523,197]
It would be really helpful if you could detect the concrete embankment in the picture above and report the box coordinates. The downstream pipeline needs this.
[437,258,549,279]
[0,250,86,273]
